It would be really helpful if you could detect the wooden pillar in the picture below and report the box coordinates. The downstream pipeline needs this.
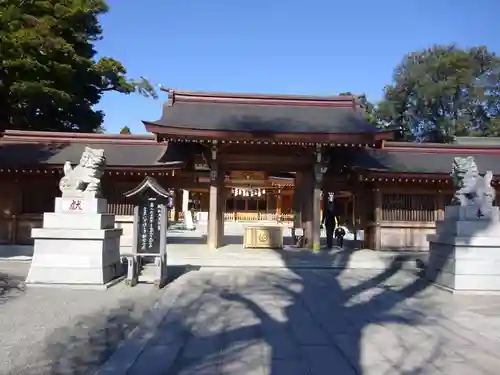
[312,147,324,251]
[217,185,225,242]
[208,143,224,249]
[373,187,382,250]
[276,188,282,222]
[5,181,22,244]
[208,169,224,249]
[303,176,314,249]
[174,190,182,221]
[319,194,323,226]
[357,185,371,249]
[292,172,303,240]
[312,184,321,251]
[351,194,357,241]
[297,170,314,248]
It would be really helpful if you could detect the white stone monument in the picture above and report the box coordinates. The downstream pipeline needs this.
[427,156,500,294]
[26,147,123,288]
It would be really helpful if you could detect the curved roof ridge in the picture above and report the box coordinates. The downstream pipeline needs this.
[163,88,360,108]
[1,130,157,145]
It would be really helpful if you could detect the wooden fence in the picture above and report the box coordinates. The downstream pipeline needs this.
[381,193,438,222]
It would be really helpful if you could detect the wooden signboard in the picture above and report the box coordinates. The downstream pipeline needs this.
[137,197,163,254]
[124,177,172,287]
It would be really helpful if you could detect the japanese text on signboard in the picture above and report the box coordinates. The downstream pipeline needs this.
[137,198,161,253]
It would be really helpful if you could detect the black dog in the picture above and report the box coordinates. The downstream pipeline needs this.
[334,227,346,248]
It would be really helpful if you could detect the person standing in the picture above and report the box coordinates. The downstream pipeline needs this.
[334,225,346,248]
[321,192,338,249]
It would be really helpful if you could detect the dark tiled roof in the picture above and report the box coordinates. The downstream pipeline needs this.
[153,101,377,134]
[148,89,380,134]
[350,148,500,174]
[0,131,187,168]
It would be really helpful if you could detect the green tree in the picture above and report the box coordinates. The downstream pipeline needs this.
[377,45,500,142]
[119,126,131,134]
[0,0,157,133]
[339,92,380,127]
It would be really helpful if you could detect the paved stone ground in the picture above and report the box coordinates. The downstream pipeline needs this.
[0,262,165,375]
[104,267,500,375]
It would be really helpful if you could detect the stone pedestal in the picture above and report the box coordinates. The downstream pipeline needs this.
[26,197,123,288]
[427,205,500,294]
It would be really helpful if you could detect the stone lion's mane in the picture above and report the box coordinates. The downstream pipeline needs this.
[80,147,106,169]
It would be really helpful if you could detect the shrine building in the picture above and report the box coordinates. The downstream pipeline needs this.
[1,89,500,251]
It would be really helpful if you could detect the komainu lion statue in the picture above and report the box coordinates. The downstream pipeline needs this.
[59,147,106,198]
[451,156,495,216]
[451,156,479,205]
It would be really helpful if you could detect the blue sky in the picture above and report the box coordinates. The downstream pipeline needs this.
[95,0,500,134]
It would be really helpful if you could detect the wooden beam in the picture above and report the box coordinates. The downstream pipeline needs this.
[143,122,387,144]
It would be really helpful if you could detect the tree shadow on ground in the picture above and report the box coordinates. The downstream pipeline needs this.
[12,266,196,375]
[32,233,460,374]
[161,245,455,375]
[0,270,26,305]
[38,303,143,375]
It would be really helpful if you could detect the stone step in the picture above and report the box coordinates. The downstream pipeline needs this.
[168,249,427,271]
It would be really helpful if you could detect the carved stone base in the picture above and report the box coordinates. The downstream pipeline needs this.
[444,205,500,222]
[26,230,122,285]
[54,197,107,214]
[42,213,115,230]
[26,198,123,287]
[427,205,500,294]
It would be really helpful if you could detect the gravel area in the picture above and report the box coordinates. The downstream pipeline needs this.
[0,262,165,375]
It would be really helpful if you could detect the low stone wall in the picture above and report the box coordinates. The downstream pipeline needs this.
[380,222,435,250]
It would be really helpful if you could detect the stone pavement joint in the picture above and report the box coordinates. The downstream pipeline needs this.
[95,268,500,375]
[93,271,203,375]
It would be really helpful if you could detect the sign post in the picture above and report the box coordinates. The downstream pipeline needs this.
[124,177,172,288]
